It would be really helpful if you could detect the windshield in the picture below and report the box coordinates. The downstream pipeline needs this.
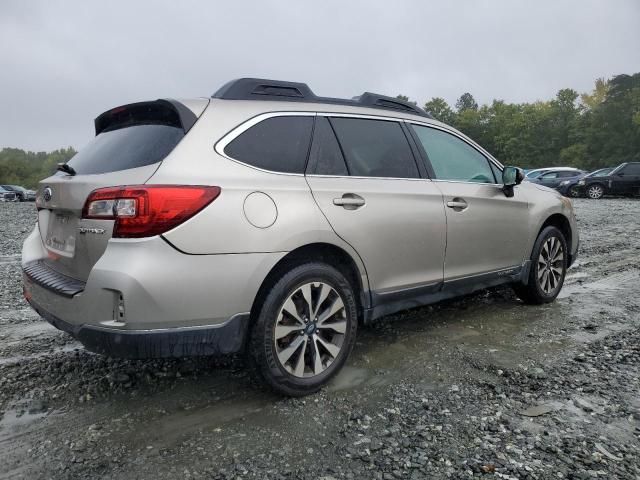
[587,168,613,178]
[525,170,546,179]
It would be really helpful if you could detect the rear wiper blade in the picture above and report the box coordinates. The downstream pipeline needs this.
[56,163,76,176]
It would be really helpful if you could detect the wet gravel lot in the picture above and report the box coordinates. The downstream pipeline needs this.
[1,199,639,480]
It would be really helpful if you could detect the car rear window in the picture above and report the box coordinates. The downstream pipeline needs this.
[224,116,314,173]
[67,124,184,175]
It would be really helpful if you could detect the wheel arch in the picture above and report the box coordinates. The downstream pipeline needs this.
[249,243,369,327]
[538,213,574,263]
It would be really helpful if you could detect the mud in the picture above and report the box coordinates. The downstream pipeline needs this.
[1,199,639,479]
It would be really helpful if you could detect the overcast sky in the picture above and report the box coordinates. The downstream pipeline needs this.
[1,0,639,151]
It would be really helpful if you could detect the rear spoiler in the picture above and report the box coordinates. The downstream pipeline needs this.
[94,99,198,136]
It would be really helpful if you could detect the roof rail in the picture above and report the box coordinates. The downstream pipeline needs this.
[212,78,432,119]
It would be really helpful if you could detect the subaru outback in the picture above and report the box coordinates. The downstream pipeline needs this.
[22,78,579,396]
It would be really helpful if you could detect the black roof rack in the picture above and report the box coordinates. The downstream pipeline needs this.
[212,78,432,119]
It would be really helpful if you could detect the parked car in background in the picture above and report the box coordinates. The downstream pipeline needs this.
[575,162,640,199]
[556,167,614,197]
[524,167,581,181]
[0,186,18,202]
[21,78,579,396]
[528,169,586,190]
[1,185,36,201]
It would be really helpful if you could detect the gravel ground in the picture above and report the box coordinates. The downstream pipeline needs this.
[1,199,639,480]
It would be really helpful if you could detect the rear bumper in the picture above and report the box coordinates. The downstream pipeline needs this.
[21,225,287,358]
[28,297,249,358]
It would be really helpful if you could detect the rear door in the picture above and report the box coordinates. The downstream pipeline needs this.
[306,115,446,294]
[408,123,530,280]
[36,100,202,281]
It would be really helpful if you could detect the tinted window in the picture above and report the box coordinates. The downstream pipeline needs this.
[225,116,313,173]
[330,118,419,178]
[622,163,640,175]
[411,125,495,183]
[68,125,184,175]
[526,170,546,179]
[540,172,559,179]
[308,117,348,176]
[557,170,579,178]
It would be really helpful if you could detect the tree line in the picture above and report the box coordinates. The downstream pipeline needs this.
[1,72,638,189]
[399,72,639,171]
[0,147,76,189]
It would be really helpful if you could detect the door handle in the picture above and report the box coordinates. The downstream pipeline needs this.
[446,198,468,211]
[333,193,365,210]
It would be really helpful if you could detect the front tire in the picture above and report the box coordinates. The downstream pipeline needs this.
[249,262,358,396]
[568,186,581,198]
[513,226,568,305]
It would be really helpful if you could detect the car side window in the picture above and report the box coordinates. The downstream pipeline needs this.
[541,172,559,179]
[557,171,576,178]
[410,125,496,183]
[622,164,640,175]
[224,116,313,174]
[329,117,420,179]
[490,163,503,182]
[307,117,349,176]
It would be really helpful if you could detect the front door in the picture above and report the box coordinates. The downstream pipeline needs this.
[408,123,530,280]
[610,163,640,195]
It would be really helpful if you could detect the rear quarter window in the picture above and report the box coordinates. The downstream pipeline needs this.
[224,116,314,174]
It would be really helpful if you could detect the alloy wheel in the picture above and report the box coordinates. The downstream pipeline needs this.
[274,282,347,378]
[537,236,564,295]
[587,185,603,199]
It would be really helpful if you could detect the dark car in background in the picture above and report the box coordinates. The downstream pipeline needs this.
[0,185,36,201]
[0,186,18,202]
[575,162,640,199]
[524,167,581,181]
[528,169,586,190]
[557,167,614,197]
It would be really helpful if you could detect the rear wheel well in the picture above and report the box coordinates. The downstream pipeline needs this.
[539,213,572,258]
[249,243,366,327]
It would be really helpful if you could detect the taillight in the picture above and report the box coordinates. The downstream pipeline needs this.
[82,185,220,238]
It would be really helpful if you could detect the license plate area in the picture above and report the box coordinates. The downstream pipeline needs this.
[45,212,77,257]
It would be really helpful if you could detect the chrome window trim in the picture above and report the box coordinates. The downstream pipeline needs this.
[306,174,432,182]
[216,110,431,180]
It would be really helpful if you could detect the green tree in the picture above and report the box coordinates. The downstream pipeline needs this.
[455,92,478,112]
[0,147,76,188]
[424,97,456,124]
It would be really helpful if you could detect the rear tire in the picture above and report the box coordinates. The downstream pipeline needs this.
[568,186,581,198]
[513,226,568,305]
[249,262,358,396]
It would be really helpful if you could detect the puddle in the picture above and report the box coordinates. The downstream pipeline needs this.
[0,407,53,441]
[328,366,372,391]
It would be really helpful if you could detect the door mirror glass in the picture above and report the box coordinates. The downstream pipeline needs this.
[502,166,524,186]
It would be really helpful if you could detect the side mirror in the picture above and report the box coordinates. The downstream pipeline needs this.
[502,166,524,197]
